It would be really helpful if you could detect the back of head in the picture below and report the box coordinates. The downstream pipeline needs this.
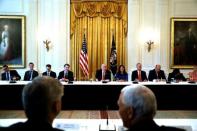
[122,85,157,120]
[22,76,64,121]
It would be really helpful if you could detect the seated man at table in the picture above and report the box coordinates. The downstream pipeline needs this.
[95,64,111,81]
[1,64,21,81]
[168,69,186,82]
[24,62,39,81]
[58,64,74,82]
[118,84,185,131]
[6,76,64,131]
[131,63,147,82]
[148,64,166,81]
[42,64,57,78]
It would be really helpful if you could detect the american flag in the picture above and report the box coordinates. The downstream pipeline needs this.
[80,34,89,76]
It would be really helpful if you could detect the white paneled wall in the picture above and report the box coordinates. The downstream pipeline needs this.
[128,0,197,79]
[0,0,197,79]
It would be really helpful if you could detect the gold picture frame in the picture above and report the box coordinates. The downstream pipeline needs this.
[0,15,25,68]
[170,17,197,69]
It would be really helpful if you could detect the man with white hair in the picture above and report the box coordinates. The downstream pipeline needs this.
[95,64,111,81]
[118,85,185,131]
[6,76,64,131]
[131,63,147,82]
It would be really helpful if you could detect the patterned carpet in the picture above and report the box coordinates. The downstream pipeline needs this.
[0,110,120,119]
[0,110,197,119]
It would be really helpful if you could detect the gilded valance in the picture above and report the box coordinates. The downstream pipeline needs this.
[72,1,127,18]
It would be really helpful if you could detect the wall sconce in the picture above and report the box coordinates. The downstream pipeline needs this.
[146,40,154,52]
[43,40,51,52]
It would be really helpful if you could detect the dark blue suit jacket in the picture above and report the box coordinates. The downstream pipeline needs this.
[42,71,56,78]
[1,70,21,80]
[58,70,74,81]
[24,70,39,81]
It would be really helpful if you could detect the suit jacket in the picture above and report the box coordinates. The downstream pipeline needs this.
[131,70,147,81]
[128,119,185,131]
[42,71,57,78]
[58,70,74,81]
[1,70,21,80]
[168,73,186,81]
[148,69,166,81]
[24,70,39,81]
[95,69,111,81]
[6,120,63,131]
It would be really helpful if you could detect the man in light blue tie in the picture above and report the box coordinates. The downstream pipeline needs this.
[24,62,39,81]
[1,65,21,80]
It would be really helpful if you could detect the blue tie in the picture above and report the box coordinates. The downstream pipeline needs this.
[6,72,10,80]
[30,71,33,80]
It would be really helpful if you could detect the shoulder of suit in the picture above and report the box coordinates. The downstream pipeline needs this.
[160,125,186,131]
[68,70,73,73]
[97,69,102,71]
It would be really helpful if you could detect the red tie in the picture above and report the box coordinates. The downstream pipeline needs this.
[138,71,142,81]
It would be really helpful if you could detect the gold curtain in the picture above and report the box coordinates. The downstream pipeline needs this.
[70,0,128,80]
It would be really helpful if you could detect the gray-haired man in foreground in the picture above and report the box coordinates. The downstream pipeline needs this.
[7,76,64,131]
[118,84,185,131]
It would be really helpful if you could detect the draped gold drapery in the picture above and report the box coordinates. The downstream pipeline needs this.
[70,0,128,80]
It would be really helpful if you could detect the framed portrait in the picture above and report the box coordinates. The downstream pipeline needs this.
[0,15,25,68]
[170,18,197,69]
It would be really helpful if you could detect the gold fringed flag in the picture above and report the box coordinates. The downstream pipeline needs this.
[110,35,117,76]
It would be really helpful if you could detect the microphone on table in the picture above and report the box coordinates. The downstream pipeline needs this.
[99,106,116,131]
[9,77,17,83]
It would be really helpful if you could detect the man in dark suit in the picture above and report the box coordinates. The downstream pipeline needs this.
[118,85,185,131]
[131,63,147,81]
[168,69,186,82]
[24,62,39,81]
[58,64,74,81]
[95,64,111,81]
[42,64,56,78]
[5,76,63,131]
[148,64,166,81]
[1,64,21,80]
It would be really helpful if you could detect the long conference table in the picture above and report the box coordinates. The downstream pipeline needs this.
[0,81,197,110]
